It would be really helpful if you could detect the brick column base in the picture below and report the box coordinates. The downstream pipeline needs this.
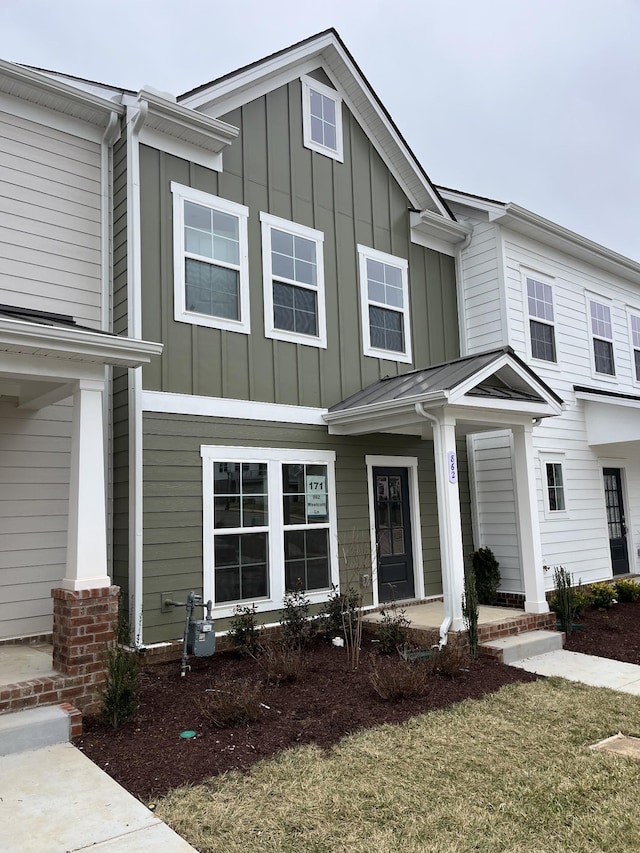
[51,585,120,714]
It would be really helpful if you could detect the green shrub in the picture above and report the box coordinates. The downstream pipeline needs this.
[614,578,640,602]
[589,582,617,609]
[471,547,501,605]
[228,604,262,656]
[281,586,315,649]
[200,679,262,728]
[549,567,587,636]
[101,643,139,729]
[376,603,411,655]
[462,570,479,659]
[320,584,361,639]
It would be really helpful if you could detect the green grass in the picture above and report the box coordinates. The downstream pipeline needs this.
[158,679,640,852]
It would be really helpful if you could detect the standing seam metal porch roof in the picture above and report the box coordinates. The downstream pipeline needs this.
[328,346,563,413]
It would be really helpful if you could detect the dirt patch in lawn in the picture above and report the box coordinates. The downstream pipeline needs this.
[564,599,640,664]
[76,638,538,800]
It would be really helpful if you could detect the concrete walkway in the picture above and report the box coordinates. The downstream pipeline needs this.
[0,742,197,853]
[509,649,640,695]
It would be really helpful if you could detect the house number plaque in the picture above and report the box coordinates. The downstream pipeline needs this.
[447,451,457,484]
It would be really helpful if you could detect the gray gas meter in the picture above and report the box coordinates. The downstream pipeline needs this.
[187,618,216,657]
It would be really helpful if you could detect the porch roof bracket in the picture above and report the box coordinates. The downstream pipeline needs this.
[415,402,466,645]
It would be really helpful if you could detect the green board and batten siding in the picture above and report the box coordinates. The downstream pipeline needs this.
[138,76,459,408]
[142,412,473,644]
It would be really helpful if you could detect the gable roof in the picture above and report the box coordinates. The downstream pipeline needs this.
[179,29,453,219]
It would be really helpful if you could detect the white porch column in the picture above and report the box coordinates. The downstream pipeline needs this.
[63,378,110,590]
[512,422,549,613]
[430,411,466,631]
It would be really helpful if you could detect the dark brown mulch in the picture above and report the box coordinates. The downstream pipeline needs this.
[564,599,640,664]
[75,638,538,800]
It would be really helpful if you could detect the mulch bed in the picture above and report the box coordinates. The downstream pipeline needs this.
[564,599,640,664]
[76,637,538,800]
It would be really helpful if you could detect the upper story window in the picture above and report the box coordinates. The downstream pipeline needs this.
[260,213,327,348]
[358,245,412,364]
[589,299,615,376]
[171,183,250,333]
[301,75,343,162]
[630,313,640,382]
[526,276,556,362]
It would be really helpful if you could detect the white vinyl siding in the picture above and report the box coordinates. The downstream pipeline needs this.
[0,400,71,640]
[0,103,103,326]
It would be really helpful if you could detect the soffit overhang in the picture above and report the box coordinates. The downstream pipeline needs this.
[575,386,640,447]
[0,58,123,128]
[325,348,564,436]
[178,30,451,219]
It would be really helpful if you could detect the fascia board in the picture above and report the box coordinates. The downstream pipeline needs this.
[0,318,163,367]
[0,58,124,127]
[452,396,562,417]
[437,187,506,219]
[323,390,449,425]
[138,88,238,152]
[575,389,640,410]
[180,34,449,217]
[410,210,472,251]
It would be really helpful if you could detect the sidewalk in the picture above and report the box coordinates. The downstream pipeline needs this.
[509,649,640,695]
[0,742,197,853]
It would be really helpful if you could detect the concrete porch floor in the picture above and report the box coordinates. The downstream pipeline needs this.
[0,644,56,689]
[363,601,527,630]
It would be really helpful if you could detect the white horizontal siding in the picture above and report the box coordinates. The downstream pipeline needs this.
[0,400,71,640]
[0,105,102,326]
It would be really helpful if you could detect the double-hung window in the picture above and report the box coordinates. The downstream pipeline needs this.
[301,75,343,162]
[546,462,566,512]
[358,245,412,363]
[260,213,326,347]
[589,299,615,375]
[630,313,640,382]
[172,183,250,333]
[202,447,338,617]
[526,276,556,362]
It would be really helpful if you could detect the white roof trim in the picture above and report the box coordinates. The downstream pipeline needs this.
[0,316,163,368]
[137,88,238,154]
[179,32,450,217]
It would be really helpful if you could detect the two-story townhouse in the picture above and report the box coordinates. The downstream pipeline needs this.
[442,186,640,600]
[0,60,161,712]
[108,31,562,650]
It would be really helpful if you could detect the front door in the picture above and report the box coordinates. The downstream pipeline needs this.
[373,467,415,602]
[603,468,629,575]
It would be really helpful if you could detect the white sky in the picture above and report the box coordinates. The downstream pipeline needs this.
[3,0,639,261]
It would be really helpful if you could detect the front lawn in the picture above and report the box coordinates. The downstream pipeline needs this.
[158,678,640,853]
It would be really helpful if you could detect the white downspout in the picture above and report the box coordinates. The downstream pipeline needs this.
[415,403,451,647]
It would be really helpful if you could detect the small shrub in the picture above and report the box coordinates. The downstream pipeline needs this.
[228,604,262,656]
[431,643,471,678]
[549,566,586,636]
[281,585,316,649]
[369,656,431,700]
[471,547,501,605]
[101,644,139,729]
[255,639,304,685]
[320,584,361,640]
[589,582,617,609]
[200,679,262,728]
[462,570,479,659]
[614,578,640,602]
[376,603,411,655]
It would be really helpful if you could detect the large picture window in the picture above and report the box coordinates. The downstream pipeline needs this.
[358,245,412,364]
[172,183,250,333]
[202,447,338,616]
[260,213,326,348]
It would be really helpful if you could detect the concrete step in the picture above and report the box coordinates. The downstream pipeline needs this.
[480,629,563,664]
[0,705,73,757]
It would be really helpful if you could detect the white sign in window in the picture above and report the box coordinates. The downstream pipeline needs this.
[306,474,327,517]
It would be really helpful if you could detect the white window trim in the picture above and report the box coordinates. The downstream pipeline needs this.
[300,74,344,162]
[358,245,412,364]
[171,182,250,334]
[260,212,327,348]
[627,307,640,386]
[586,293,616,380]
[540,452,568,519]
[365,455,425,608]
[521,269,559,368]
[201,446,339,618]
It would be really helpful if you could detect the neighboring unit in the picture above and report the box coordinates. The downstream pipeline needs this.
[442,186,640,599]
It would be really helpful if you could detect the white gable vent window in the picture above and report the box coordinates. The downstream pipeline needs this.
[301,75,343,162]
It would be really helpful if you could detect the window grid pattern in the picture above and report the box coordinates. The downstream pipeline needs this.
[282,463,330,592]
[309,88,338,152]
[546,462,566,512]
[590,301,615,375]
[631,314,640,381]
[359,247,410,361]
[271,229,318,336]
[527,277,556,362]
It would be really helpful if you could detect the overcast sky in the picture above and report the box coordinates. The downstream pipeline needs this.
[3,0,639,261]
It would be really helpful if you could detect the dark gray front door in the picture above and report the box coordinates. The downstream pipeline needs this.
[373,467,415,602]
[603,468,629,576]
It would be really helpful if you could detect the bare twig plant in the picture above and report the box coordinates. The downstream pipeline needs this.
[334,529,374,671]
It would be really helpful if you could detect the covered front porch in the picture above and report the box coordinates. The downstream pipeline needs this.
[326,347,564,642]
